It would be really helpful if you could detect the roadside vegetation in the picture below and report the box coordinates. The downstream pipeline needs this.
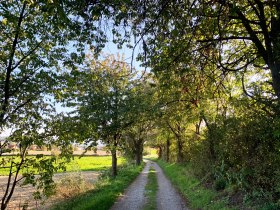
[51,163,144,210]
[157,160,233,210]
[157,160,279,210]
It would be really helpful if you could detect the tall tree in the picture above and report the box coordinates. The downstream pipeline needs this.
[67,54,136,176]
[0,1,115,208]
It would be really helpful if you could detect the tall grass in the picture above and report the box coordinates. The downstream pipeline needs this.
[51,163,144,210]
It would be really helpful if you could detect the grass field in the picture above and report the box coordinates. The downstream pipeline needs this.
[65,156,125,171]
[0,155,125,176]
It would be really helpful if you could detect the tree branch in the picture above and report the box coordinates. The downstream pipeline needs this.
[1,1,27,125]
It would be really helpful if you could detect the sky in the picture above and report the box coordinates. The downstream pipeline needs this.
[0,37,146,138]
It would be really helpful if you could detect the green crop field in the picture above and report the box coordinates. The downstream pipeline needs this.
[0,156,125,176]
[66,156,126,171]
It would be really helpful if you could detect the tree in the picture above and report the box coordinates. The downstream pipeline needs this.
[122,0,280,101]
[0,1,114,208]
[67,54,136,176]
[122,78,156,165]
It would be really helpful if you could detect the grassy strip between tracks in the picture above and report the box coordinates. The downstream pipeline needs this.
[143,167,158,210]
[51,162,145,210]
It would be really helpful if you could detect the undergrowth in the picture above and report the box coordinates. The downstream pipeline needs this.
[51,163,144,210]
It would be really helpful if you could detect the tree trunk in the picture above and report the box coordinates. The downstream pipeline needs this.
[158,146,163,159]
[177,138,183,163]
[135,149,142,165]
[133,138,144,165]
[111,134,119,177]
[202,114,216,161]
[166,137,170,162]
[111,149,117,177]
[270,62,280,99]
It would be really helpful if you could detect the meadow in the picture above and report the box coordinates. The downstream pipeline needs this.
[0,155,126,176]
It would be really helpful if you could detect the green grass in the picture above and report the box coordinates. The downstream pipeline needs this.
[157,160,234,210]
[143,167,158,210]
[0,156,125,175]
[65,156,125,171]
[51,163,145,210]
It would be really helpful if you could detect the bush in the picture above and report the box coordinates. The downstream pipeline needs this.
[214,178,227,191]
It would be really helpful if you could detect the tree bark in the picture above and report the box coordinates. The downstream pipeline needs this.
[137,141,144,165]
[177,138,183,163]
[269,62,280,99]
[111,134,119,177]
[111,149,117,177]
[135,149,142,165]
[158,146,163,159]
[166,137,170,162]
[202,114,216,161]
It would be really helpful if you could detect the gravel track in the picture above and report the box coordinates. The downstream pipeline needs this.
[110,161,151,210]
[152,162,188,210]
[111,160,188,210]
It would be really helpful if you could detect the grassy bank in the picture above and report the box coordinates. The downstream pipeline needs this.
[51,163,144,210]
[157,160,233,210]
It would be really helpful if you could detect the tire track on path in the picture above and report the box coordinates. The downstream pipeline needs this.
[110,161,151,210]
[152,161,188,210]
[111,160,188,210]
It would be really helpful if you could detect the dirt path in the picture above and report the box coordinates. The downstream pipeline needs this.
[152,162,188,210]
[110,161,151,210]
[111,160,188,210]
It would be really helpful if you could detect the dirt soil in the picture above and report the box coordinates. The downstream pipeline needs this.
[0,171,99,210]
[110,160,188,210]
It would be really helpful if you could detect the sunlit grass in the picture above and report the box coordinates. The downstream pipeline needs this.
[0,155,125,175]
[66,156,125,171]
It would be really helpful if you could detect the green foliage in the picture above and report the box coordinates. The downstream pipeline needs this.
[195,104,280,207]
[51,163,144,210]
[214,178,227,191]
